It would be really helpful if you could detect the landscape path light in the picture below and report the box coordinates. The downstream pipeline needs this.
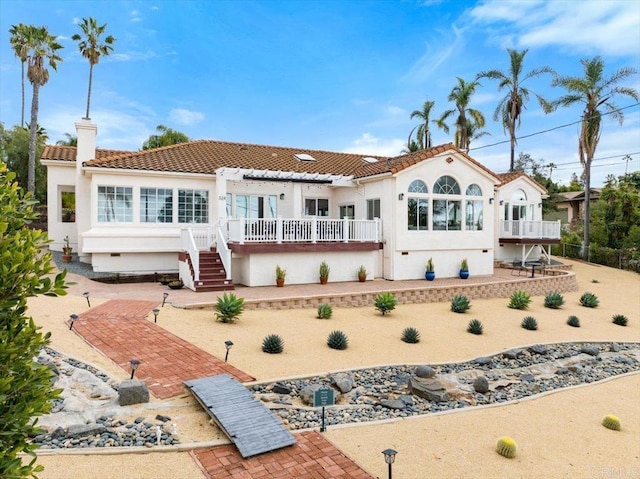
[129,359,141,380]
[224,340,234,363]
[69,313,78,330]
[152,308,160,323]
[382,448,397,479]
[162,292,169,307]
[83,292,91,308]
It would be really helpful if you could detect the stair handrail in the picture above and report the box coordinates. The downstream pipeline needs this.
[181,227,200,282]
[215,220,232,280]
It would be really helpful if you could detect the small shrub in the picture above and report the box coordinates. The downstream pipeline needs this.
[467,319,484,335]
[215,293,245,323]
[327,330,348,350]
[521,316,538,331]
[317,303,333,319]
[591,279,600,283]
[579,292,599,308]
[544,291,564,309]
[261,334,284,354]
[508,290,531,310]
[495,436,517,458]
[401,327,420,344]
[612,314,628,327]
[567,315,581,327]
[451,295,470,313]
[375,292,397,315]
[602,414,621,431]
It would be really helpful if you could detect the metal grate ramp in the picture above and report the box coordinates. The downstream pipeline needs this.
[185,374,296,458]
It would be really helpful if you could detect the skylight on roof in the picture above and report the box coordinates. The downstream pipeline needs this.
[362,157,378,164]
[294,153,316,162]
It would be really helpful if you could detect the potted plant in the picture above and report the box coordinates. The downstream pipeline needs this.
[62,236,73,263]
[319,261,330,284]
[168,279,184,289]
[425,257,435,281]
[357,265,367,282]
[459,258,469,279]
[159,275,170,285]
[275,265,286,287]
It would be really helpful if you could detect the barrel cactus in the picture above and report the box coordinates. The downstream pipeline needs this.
[579,292,599,308]
[327,330,348,350]
[495,436,517,458]
[544,291,564,309]
[521,316,538,331]
[567,315,581,328]
[261,334,284,354]
[451,295,470,313]
[375,292,397,315]
[602,414,621,431]
[467,319,484,335]
[612,314,628,327]
[317,303,333,319]
[401,327,420,344]
[508,290,531,310]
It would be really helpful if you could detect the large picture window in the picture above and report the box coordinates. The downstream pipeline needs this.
[178,189,208,223]
[235,195,277,218]
[432,176,461,230]
[98,186,132,223]
[408,198,429,230]
[140,188,173,223]
[305,198,329,216]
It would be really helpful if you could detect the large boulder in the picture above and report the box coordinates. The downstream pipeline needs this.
[118,380,150,406]
[408,377,450,402]
[66,423,106,439]
[329,373,354,393]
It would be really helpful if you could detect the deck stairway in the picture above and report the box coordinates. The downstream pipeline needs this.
[190,250,234,292]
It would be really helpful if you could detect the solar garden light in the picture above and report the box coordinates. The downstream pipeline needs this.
[224,340,234,363]
[129,359,141,380]
[382,449,397,479]
[162,292,169,307]
[83,291,91,307]
[152,308,160,323]
[69,313,78,330]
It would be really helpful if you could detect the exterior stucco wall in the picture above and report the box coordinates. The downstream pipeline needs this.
[45,162,78,252]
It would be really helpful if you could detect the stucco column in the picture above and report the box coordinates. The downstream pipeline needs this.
[215,169,227,222]
[75,119,97,263]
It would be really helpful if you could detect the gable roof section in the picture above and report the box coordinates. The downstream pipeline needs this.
[41,145,130,162]
[80,140,388,176]
[496,171,548,194]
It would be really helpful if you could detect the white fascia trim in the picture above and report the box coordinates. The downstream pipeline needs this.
[215,167,355,187]
[81,167,214,180]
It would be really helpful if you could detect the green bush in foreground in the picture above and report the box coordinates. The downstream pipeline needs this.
[467,319,484,335]
[316,303,333,319]
[327,330,349,350]
[612,314,628,327]
[375,292,397,316]
[451,295,471,313]
[214,292,245,323]
[579,292,599,308]
[521,316,538,331]
[401,327,421,344]
[567,315,581,327]
[544,291,565,309]
[508,290,531,310]
[261,334,284,354]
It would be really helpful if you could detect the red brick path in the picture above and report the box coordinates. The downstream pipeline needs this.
[192,431,373,478]
[70,299,254,398]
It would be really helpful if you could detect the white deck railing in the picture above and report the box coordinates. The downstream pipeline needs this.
[227,217,382,244]
[500,220,561,239]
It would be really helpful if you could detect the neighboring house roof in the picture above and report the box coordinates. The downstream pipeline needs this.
[557,189,601,202]
[41,145,130,162]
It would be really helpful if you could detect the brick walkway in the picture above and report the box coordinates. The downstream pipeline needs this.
[192,431,373,479]
[70,299,254,398]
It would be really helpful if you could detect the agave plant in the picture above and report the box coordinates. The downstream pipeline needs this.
[451,295,470,313]
[521,316,538,331]
[567,315,581,328]
[327,330,348,350]
[316,303,333,319]
[214,292,245,323]
[467,319,484,335]
[508,290,531,310]
[401,327,421,344]
[544,291,564,309]
[375,292,397,315]
[579,292,599,308]
[262,334,284,354]
[612,314,628,327]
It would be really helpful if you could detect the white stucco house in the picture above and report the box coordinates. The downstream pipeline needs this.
[41,120,560,291]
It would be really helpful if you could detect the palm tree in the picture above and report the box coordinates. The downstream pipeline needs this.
[56,132,78,146]
[9,23,30,127]
[142,125,190,150]
[26,25,63,193]
[72,17,116,119]
[409,100,436,150]
[477,49,553,171]
[437,77,485,152]
[455,120,490,153]
[546,162,557,181]
[549,56,638,258]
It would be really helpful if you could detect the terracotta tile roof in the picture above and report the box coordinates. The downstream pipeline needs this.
[496,171,548,193]
[82,140,389,177]
[41,145,130,162]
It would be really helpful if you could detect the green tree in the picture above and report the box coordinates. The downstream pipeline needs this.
[477,49,552,171]
[0,123,47,204]
[590,175,640,249]
[72,17,116,120]
[437,77,486,152]
[548,56,638,258]
[409,100,436,150]
[9,23,30,127]
[0,162,68,478]
[454,119,490,152]
[56,132,77,146]
[142,124,190,150]
[26,25,63,194]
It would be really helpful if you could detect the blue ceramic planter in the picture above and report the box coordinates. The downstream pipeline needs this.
[425,271,435,281]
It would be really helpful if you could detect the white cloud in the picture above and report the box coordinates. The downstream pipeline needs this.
[109,50,158,62]
[130,10,142,23]
[169,108,205,126]
[403,25,467,83]
[342,133,405,157]
[71,17,80,25]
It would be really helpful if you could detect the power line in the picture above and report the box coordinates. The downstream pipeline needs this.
[545,151,640,168]
[468,102,640,153]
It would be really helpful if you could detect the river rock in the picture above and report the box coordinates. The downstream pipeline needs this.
[272,382,292,395]
[330,373,354,393]
[529,344,548,355]
[379,399,405,410]
[581,345,600,357]
[503,349,523,359]
[415,365,436,378]
[409,377,450,402]
[66,423,106,439]
[473,376,490,393]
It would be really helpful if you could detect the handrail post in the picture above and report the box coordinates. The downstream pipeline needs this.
[277,217,283,244]
[239,217,245,245]
[343,217,349,243]
[312,217,317,243]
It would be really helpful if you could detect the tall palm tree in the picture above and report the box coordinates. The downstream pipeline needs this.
[9,23,30,127]
[72,17,116,119]
[549,56,638,258]
[477,49,553,172]
[437,77,486,152]
[27,26,63,193]
[455,120,490,153]
[409,100,436,150]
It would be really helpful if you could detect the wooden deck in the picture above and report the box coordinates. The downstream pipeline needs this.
[185,374,297,458]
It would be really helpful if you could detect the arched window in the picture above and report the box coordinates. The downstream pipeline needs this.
[434,176,460,195]
[408,179,428,193]
[407,180,428,231]
[513,189,527,201]
[466,184,482,196]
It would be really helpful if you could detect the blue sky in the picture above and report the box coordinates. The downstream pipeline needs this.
[1,0,639,186]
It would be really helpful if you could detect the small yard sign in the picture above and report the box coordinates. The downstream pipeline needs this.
[313,386,335,407]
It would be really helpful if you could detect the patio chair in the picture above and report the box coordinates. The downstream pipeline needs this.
[511,260,527,276]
